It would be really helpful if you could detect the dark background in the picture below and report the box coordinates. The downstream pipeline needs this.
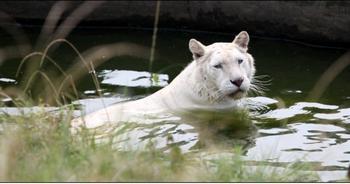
[0,1,349,47]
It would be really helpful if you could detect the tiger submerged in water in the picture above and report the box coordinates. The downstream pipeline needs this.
[71,31,259,129]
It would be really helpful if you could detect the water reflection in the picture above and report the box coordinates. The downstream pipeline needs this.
[257,102,339,120]
[248,122,350,182]
[99,69,169,88]
[72,93,350,181]
[0,77,16,83]
[178,109,258,153]
[84,105,258,154]
[314,108,350,123]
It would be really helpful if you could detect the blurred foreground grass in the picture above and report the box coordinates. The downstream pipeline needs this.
[0,106,319,182]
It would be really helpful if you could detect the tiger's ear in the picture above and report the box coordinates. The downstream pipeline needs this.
[233,31,249,52]
[189,38,206,59]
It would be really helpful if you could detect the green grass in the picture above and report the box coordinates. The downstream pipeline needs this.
[0,106,319,182]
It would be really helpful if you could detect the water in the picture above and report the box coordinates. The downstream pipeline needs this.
[0,27,349,181]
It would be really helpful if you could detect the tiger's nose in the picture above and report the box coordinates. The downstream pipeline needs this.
[230,78,244,87]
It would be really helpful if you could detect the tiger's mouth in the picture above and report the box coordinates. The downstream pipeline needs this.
[227,89,246,99]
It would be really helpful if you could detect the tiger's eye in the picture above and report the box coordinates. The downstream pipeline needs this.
[213,64,222,69]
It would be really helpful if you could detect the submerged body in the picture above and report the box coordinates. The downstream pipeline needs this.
[71,31,256,129]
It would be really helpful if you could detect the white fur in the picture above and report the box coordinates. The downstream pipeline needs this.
[71,31,256,129]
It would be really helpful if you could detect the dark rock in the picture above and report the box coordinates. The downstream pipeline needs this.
[0,1,349,47]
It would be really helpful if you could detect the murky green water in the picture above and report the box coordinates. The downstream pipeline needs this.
[0,27,349,181]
